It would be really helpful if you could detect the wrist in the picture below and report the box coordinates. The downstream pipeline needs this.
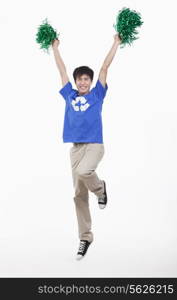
[52,46,58,51]
[114,40,120,46]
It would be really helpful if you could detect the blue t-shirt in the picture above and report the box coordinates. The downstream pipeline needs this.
[59,79,108,143]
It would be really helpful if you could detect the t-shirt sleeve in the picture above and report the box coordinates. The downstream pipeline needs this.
[93,79,108,101]
[59,81,73,101]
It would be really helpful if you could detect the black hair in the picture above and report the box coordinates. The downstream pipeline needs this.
[73,66,94,82]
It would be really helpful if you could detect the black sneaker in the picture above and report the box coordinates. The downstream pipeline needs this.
[76,240,91,260]
[98,180,107,209]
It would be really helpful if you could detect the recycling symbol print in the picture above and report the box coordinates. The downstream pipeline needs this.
[71,96,90,112]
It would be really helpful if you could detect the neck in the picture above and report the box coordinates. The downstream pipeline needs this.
[78,90,89,96]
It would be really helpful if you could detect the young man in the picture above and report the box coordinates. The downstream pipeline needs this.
[52,34,121,260]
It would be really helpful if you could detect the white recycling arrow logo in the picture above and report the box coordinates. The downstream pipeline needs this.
[71,96,90,112]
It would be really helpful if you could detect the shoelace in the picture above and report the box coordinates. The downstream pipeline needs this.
[79,241,86,253]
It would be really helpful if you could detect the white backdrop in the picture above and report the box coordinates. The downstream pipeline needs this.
[0,0,177,277]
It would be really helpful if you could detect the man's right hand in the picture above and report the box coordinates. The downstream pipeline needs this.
[52,39,60,49]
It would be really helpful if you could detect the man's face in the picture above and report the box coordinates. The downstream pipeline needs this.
[75,74,92,95]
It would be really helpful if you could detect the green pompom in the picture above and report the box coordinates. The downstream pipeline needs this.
[114,7,143,48]
[36,18,59,53]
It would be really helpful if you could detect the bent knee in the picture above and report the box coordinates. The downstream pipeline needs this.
[76,168,93,178]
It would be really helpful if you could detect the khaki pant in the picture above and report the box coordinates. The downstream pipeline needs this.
[69,142,105,242]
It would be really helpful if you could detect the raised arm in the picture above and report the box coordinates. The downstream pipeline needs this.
[52,39,69,87]
[98,34,121,87]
